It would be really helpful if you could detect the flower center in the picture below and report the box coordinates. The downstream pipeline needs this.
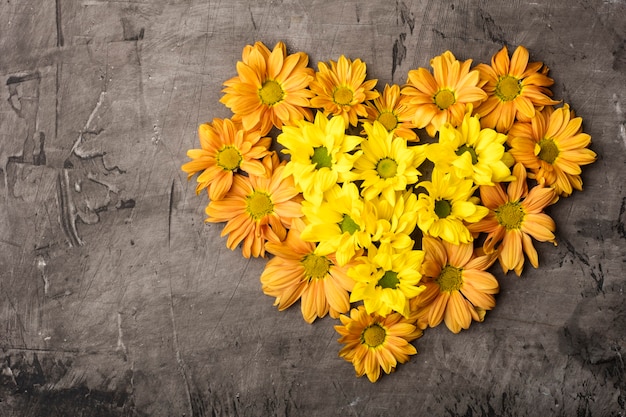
[537,138,559,164]
[455,144,478,165]
[495,75,521,102]
[216,146,242,171]
[339,214,360,235]
[311,146,332,169]
[377,111,398,131]
[377,271,400,289]
[333,86,354,106]
[361,324,386,348]
[376,157,398,179]
[434,199,452,218]
[246,191,274,220]
[436,265,463,292]
[258,80,284,106]
[301,253,331,280]
[495,201,525,231]
[434,89,456,110]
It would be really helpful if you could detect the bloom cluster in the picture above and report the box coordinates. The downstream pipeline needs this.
[182,41,596,382]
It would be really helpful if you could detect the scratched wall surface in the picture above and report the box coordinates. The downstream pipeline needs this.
[0,0,624,416]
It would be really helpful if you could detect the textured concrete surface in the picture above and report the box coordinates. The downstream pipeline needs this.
[1,0,625,416]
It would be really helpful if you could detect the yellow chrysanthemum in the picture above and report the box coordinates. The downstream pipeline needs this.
[309,55,379,127]
[261,218,359,323]
[474,45,560,133]
[181,118,271,201]
[508,104,597,198]
[369,190,419,262]
[425,111,513,185]
[468,163,557,276]
[361,84,418,141]
[300,182,375,266]
[353,121,425,205]
[349,246,426,318]
[335,305,422,383]
[220,41,315,136]
[415,168,488,244]
[277,113,362,206]
[410,237,499,333]
[401,50,487,137]
[205,153,303,258]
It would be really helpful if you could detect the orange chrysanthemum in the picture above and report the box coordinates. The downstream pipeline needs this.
[309,55,379,127]
[181,118,270,201]
[401,50,487,137]
[261,218,359,323]
[410,236,499,333]
[220,41,315,135]
[361,84,419,141]
[335,305,422,382]
[468,163,557,276]
[205,153,303,258]
[474,45,560,133]
[508,104,597,198]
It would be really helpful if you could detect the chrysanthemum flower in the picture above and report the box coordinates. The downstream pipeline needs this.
[335,305,422,382]
[415,168,488,244]
[205,153,303,258]
[277,113,362,206]
[300,182,375,266]
[508,104,597,198]
[369,190,419,261]
[361,84,418,141]
[309,55,379,127]
[349,246,426,318]
[353,121,425,205]
[261,218,359,323]
[474,45,559,133]
[410,236,499,333]
[425,112,513,186]
[401,51,487,137]
[220,41,315,135]
[467,163,557,276]
[181,119,271,201]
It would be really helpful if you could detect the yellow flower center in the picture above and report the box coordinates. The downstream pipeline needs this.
[258,80,284,106]
[376,157,398,179]
[301,253,331,280]
[216,146,242,171]
[436,265,463,292]
[455,144,478,165]
[339,214,360,235]
[333,86,354,106]
[537,138,559,164]
[377,271,400,289]
[246,191,274,220]
[495,201,525,231]
[377,111,398,131]
[495,75,522,102]
[434,89,456,110]
[361,324,386,348]
[434,199,452,218]
[311,146,333,169]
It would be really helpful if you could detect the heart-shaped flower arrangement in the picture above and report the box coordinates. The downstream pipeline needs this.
[182,41,596,382]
